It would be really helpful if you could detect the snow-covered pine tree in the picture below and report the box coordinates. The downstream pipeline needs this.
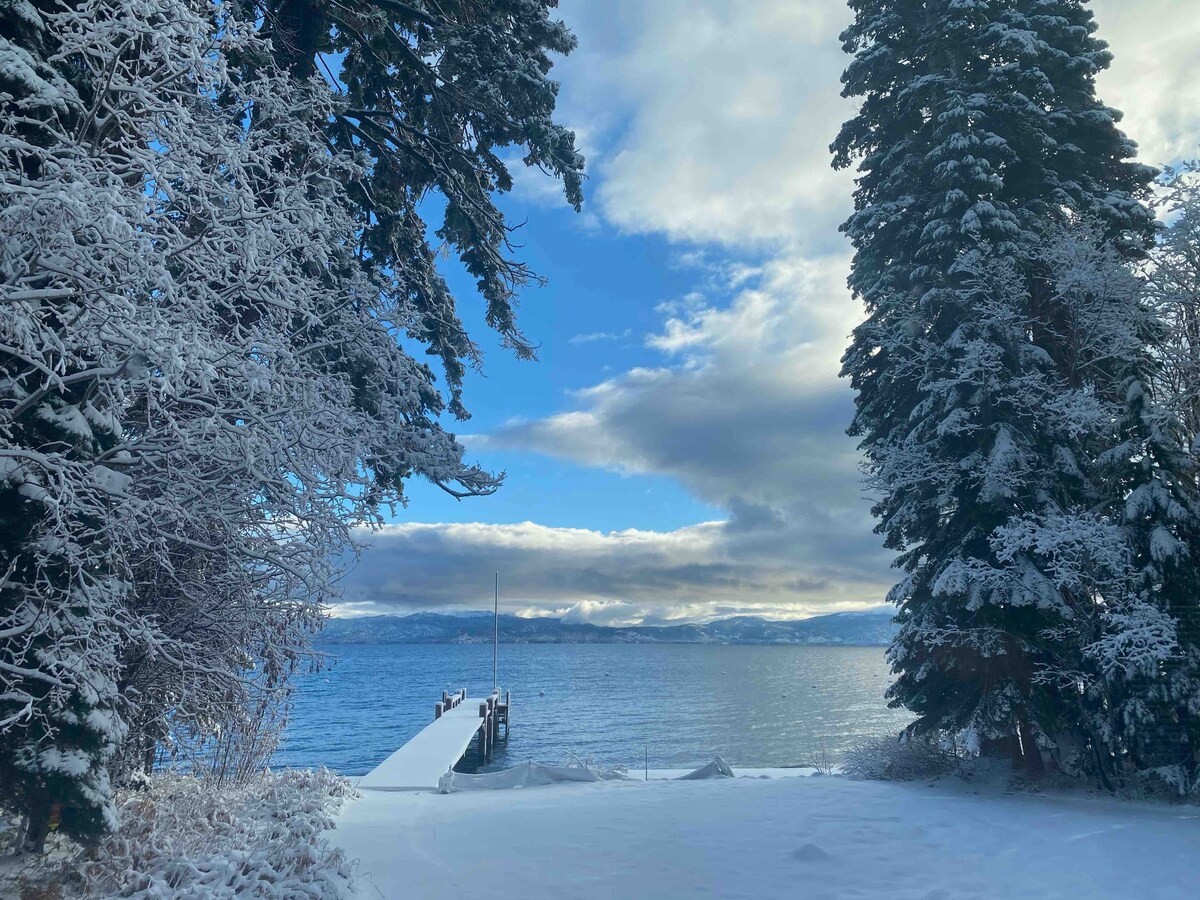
[832,0,1163,776]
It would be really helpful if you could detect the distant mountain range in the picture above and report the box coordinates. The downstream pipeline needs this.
[318,607,897,646]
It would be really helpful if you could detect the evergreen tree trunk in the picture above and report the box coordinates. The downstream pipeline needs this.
[1019,717,1046,779]
[21,788,51,856]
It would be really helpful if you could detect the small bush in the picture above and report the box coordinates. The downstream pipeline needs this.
[798,742,838,776]
[841,732,970,782]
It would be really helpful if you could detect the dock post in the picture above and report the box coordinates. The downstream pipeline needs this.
[489,699,496,759]
[435,701,444,720]
[479,702,491,762]
[504,690,511,738]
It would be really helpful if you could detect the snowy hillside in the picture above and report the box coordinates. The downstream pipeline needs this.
[318,608,897,646]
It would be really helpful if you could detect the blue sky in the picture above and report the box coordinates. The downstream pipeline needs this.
[336,0,1200,625]
[401,224,726,534]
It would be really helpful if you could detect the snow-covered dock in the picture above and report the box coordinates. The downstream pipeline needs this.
[358,689,509,791]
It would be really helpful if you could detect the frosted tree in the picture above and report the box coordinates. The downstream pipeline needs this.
[993,230,1200,789]
[1132,165,1200,790]
[831,0,1173,778]
[1145,165,1200,451]
[1,0,583,851]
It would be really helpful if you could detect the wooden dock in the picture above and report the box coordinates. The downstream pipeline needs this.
[358,688,510,791]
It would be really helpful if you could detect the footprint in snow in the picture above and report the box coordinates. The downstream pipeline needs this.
[791,843,832,862]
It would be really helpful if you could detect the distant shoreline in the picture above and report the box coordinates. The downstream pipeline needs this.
[317,608,897,647]
[316,638,893,647]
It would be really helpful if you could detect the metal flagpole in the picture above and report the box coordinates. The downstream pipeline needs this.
[493,570,499,692]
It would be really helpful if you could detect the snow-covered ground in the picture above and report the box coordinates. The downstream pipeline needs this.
[336,771,1200,900]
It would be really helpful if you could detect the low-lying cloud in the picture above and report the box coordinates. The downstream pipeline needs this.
[336,518,890,622]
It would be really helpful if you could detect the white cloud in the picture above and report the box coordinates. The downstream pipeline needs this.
[496,253,864,494]
[487,1,1196,624]
[1093,0,1200,166]
[556,600,645,627]
[554,0,855,250]
[568,329,631,345]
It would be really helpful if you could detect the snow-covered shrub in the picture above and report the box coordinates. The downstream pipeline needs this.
[841,733,969,782]
[1132,764,1200,801]
[17,769,357,898]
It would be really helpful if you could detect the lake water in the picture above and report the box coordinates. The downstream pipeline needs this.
[276,643,914,776]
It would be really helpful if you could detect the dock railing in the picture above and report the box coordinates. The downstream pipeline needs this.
[435,688,467,720]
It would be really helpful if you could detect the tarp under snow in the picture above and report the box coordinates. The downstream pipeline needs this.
[674,756,734,780]
[437,757,736,793]
[438,761,627,793]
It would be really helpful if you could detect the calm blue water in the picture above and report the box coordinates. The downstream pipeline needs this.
[280,643,912,777]
[276,643,913,776]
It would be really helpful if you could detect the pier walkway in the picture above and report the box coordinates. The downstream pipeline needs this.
[358,689,508,791]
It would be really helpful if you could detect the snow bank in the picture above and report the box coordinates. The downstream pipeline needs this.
[19,769,357,898]
[335,771,1200,899]
[438,760,628,793]
[436,757,734,793]
[673,756,733,780]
